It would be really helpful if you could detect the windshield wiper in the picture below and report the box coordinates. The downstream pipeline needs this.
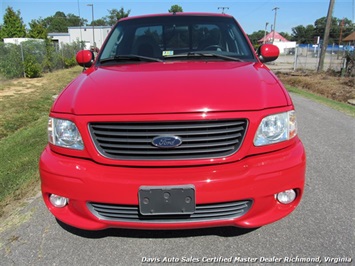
[188,52,244,62]
[100,54,162,63]
[164,52,243,62]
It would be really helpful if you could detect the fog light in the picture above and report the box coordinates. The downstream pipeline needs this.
[276,189,296,204]
[49,194,68,208]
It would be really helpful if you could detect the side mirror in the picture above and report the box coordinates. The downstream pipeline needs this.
[257,44,279,63]
[76,50,94,68]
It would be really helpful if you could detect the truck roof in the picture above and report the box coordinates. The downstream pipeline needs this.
[118,12,234,22]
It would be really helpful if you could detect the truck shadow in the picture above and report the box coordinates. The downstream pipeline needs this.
[56,219,259,239]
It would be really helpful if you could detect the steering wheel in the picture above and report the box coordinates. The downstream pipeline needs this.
[202,45,224,51]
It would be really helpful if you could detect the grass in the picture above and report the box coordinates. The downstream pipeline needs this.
[0,67,82,140]
[0,118,46,213]
[0,66,82,216]
[0,67,354,218]
[286,85,355,117]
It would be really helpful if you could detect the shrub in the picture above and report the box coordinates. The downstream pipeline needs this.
[63,56,77,68]
[344,51,354,77]
[0,39,82,80]
[0,43,24,78]
[24,54,42,78]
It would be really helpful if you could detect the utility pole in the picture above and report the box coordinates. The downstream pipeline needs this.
[87,4,95,49]
[263,22,269,44]
[272,7,279,43]
[218,7,229,14]
[317,0,335,72]
[339,19,344,45]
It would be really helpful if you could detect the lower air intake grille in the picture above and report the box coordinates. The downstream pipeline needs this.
[87,200,252,223]
[89,119,247,160]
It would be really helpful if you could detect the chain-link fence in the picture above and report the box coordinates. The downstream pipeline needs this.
[1,40,353,79]
[269,44,354,75]
[0,39,83,80]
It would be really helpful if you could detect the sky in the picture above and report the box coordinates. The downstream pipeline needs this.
[0,0,354,34]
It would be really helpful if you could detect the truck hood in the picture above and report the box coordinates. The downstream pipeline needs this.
[53,61,288,115]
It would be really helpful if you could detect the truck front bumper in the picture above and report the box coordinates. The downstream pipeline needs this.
[39,140,306,230]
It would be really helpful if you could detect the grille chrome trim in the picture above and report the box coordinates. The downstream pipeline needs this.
[87,200,252,223]
[89,119,248,160]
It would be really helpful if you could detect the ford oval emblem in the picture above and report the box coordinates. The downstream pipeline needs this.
[152,135,182,148]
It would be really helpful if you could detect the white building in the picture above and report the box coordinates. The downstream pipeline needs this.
[258,31,296,54]
[47,33,70,48]
[48,26,112,50]
[3,38,42,45]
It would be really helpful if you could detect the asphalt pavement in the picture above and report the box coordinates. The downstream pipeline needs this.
[0,93,354,266]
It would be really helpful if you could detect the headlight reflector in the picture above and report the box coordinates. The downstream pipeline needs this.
[48,118,84,150]
[254,111,297,146]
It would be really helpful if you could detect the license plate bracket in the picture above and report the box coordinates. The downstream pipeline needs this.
[139,185,195,215]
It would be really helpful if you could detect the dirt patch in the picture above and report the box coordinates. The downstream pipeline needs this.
[276,71,355,103]
[0,87,37,98]
[0,77,44,100]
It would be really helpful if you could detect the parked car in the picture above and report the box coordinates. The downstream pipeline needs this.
[40,12,306,231]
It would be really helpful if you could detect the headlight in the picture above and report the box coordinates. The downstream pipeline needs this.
[254,111,297,146]
[48,118,84,150]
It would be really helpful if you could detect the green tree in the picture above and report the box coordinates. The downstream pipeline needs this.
[43,11,87,33]
[314,16,339,44]
[28,19,48,39]
[291,24,315,44]
[89,18,107,26]
[105,8,131,25]
[43,11,67,32]
[67,13,86,27]
[313,16,355,44]
[169,5,183,13]
[339,18,355,44]
[279,32,291,41]
[0,7,26,39]
[248,30,266,46]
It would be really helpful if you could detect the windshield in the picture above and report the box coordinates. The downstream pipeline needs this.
[99,15,256,63]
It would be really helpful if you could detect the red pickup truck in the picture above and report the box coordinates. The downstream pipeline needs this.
[39,12,306,231]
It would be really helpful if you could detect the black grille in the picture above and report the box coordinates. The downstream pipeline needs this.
[88,119,247,160]
[87,200,252,223]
